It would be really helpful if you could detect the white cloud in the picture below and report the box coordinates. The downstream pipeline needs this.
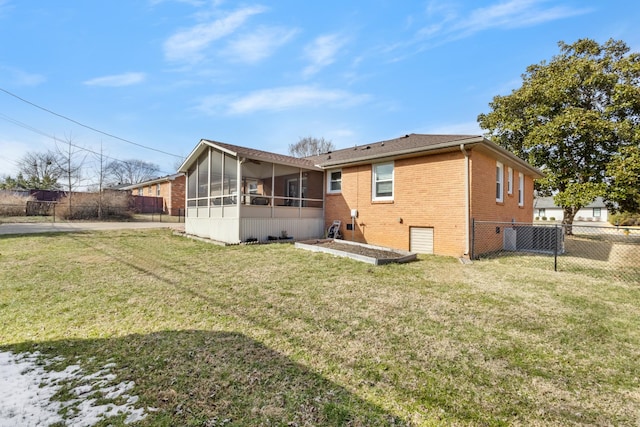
[0,66,46,86]
[224,26,298,64]
[197,85,370,115]
[303,34,347,77]
[163,6,267,63]
[420,0,591,41]
[83,72,146,87]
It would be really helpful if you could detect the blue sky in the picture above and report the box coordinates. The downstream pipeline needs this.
[1,0,638,183]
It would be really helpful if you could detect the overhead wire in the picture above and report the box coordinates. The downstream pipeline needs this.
[0,113,177,177]
[0,87,183,159]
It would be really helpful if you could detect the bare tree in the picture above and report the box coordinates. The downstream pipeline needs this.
[53,134,87,215]
[288,136,335,157]
[92,141,108,219]
[16,151,63,189]
[106,159,160,185]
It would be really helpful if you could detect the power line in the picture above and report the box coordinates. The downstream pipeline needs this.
[0,113,176,176]
[0,87,183,159]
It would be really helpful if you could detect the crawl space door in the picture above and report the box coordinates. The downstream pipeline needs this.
[410,227,434,254]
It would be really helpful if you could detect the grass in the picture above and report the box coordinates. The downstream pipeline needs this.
[1,229,639,426]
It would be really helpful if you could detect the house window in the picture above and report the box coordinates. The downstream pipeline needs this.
[518,172,524,206]
[327,169,342,193]
[593,207,601,217]
[496,161,504,203]
[148,186,152,195]
[507,167,513,195]
[138,188,142,196]
[372,162,394,201]
[538,208,546,218]
[156,183,161,196]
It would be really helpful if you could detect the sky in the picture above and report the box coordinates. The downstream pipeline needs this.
[1,0,639,185]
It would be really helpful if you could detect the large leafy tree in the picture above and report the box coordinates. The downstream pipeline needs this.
[478,38,640,226]
[606,145,640,212]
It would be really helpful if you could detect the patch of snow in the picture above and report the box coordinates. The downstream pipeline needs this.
[0,351,149,426]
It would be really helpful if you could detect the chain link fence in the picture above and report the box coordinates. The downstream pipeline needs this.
[1,203,184,223]
[472,220,640,283]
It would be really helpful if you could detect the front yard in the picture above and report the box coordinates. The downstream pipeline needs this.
[1,229,638,426]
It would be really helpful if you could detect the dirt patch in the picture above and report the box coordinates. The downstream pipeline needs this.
[313,240,407,259]
[296,239,417,264]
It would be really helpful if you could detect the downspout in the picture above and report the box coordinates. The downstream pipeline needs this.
[460,144,470,256]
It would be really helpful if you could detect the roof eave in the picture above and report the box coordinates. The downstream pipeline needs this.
[179,139,322,172]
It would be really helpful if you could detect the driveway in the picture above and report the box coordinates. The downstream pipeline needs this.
[0,221,184,235]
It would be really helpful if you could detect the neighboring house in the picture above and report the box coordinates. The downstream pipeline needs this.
[534,196,609,223]
[179,134,543,257]
[122,173,186,216]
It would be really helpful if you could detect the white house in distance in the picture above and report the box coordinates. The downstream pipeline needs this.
[534,196,610,223]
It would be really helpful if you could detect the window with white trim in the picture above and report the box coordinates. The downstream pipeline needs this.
[496,161,504,203]
[327,169,342,193]
[507,167,513,194]
[156,183,161,196]
[593,207,601,217]
[518,172,524,206]
[372,162,394,201]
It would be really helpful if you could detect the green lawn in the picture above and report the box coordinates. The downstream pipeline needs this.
[1,229,639,426]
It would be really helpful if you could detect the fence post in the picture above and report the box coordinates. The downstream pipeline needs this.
[554,224,558,272]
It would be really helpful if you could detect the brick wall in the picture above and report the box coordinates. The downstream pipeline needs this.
[469,149,536,254]
[324,148,538,257]
[325,151,468,256]
[169,175,186,216]
[469,150,534,222]
[128,175,186,216]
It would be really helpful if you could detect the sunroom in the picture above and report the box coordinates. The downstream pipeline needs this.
[178,139,325,244]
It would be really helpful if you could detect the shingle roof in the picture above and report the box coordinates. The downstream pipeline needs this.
[179,134,542,178]
[306,134,482,166]
[121,173,184,190]
[306,133,543,177]
[534,196,608,209]
[202,139,321,170]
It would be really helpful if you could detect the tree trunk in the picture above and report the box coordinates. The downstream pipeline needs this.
[562,206,577,235]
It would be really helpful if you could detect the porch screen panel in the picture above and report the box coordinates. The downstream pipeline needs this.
[187,167,196,206]
[304,170,324,208]
[223,154,237,205]
[197,151,208,199]
[273,164,300,206]
[210,150,223,203]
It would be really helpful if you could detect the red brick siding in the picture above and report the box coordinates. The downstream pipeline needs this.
[169,175,186,216]
[469,150,536,253]
[325,151,468,256]
[324,148,537,257]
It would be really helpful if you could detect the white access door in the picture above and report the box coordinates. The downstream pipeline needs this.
[410,227,434,254]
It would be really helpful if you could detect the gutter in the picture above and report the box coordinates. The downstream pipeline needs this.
[460,143,470,256]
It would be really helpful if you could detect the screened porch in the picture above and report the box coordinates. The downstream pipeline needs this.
[181,140,325,244]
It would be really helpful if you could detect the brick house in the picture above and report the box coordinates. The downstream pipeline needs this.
[308,134,543,257]
[123,173,186,216]
[179,135,542,257]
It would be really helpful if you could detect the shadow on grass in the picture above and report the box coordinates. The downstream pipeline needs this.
[2,330,404,426]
